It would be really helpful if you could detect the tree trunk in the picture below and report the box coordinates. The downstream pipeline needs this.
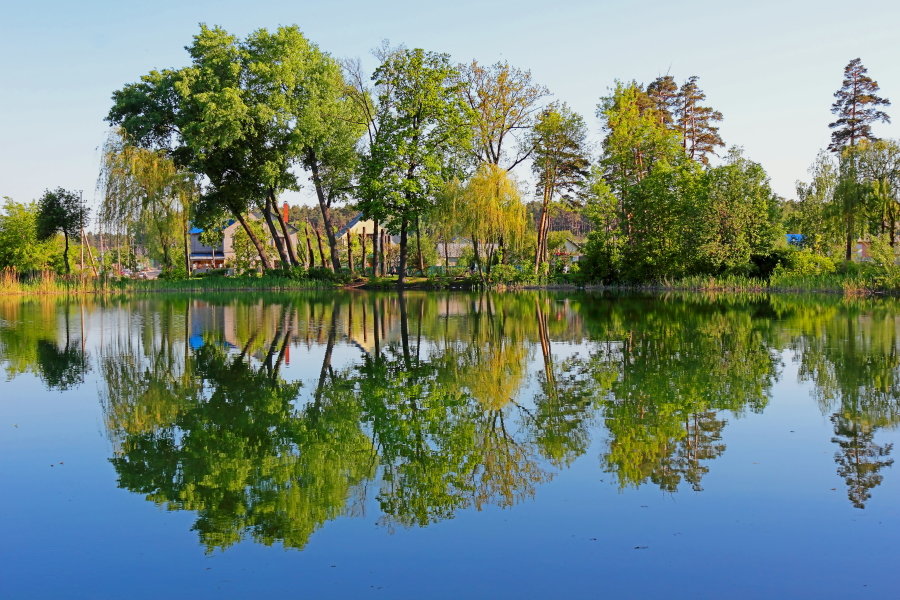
[380,230,387,276]
[263,196,290,267]
[535,200,548,273]
[360,229,367,275]
[398,217,408,286]
[415,214,425,275]
[347,233,354,274]
[472,236,484,282]
[183,213,191,277]
[234,211,274,270]
[315,227,328,269]
[304,221,315,267]
[845,221,853,262]
[63,230,70,275]
[273,193,299,266]
[372,220,379,277]
[891,212,896,248]
[308,150,342,272]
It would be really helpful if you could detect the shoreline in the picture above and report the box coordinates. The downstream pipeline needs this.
[0,278,880,297]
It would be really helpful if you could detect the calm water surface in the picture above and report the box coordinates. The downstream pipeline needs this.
[1,291,899,598]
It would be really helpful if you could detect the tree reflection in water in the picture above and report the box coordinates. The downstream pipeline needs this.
[3,291,900,550]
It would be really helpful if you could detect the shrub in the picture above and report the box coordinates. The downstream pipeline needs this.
[775,248,837,277]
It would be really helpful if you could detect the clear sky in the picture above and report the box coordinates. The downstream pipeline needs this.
[2,0,899,214]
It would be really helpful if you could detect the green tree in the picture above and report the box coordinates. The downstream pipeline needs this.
[829,58,891,152]
[245,27,367,271]
[460,164,527,280]
[529,103,590,274]
[0,198,58,272]
[36,188,88,275]
[358,48,472,285]
[619,160,707,281]
[699,147,781,273]
[793,151,841,253]
[856,139,900,244]
[458,60,547,169]
[833,146,871,261]
[109,25,350,271]
[98,130,195,274]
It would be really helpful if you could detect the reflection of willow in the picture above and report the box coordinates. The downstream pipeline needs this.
[790,299,900,508]
[0,298,90,389]
[570,297,779,492]
[101,299,194,441]
[106,300,374,552]
[353,292,549,528]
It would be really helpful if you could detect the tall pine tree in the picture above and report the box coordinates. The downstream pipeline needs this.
[646,75,679,127]
[829,58,891,152]
[676,76,723,165]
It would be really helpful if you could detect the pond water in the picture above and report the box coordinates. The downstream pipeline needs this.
[1,291,899,598]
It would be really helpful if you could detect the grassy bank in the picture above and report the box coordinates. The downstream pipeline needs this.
[582,272,879,295]
[0,268,892,297]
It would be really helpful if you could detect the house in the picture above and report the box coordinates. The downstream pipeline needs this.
[854,239,873,262]
[435,239,498,267]
[335,213,379,241]
[189,204,299,272]
[554,239,583,263]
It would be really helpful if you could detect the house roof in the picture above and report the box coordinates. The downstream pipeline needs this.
[336,213,365,238]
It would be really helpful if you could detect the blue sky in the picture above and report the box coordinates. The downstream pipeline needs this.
[2,0,899,215]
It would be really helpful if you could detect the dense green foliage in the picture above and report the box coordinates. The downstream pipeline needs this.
[0,198,60,272]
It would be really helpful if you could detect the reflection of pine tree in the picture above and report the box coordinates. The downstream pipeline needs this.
[831,414,894,509]
[676,411,726,491]
[645,412,727,492]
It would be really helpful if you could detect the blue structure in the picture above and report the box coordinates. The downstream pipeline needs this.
[786,234,805,246]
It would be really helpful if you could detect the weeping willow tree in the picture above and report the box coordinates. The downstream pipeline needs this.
[98,130,198,274]
[432,179,465,273]
[461,164,527,280]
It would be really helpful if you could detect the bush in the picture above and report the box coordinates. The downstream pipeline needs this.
[749,248,793,279]
[867,236,900,290]
[486,263,535,286]
[306,266,351,284]
[774,248,837,277]
[158,265,189,280]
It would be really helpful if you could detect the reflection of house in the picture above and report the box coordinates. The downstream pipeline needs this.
[189,204,299,271]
